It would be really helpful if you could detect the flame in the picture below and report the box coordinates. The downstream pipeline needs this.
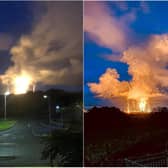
[139,98,147,112]
[88,34,168,114]
[126,97,151,113]
[13,74,32,94]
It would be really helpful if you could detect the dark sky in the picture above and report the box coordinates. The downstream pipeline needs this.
[0,2,33,73]
[84,1,168,107]
[0,2,83,92]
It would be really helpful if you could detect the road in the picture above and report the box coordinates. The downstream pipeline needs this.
[0,120,50,166]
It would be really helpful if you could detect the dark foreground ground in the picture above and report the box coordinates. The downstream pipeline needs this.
[0,90,83,166]
[0,118,82,167]
[84,107,168,167]
[0,119,49,166]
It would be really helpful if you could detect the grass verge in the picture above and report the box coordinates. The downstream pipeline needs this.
[0,120,16,131]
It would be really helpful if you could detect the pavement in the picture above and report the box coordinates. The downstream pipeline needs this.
[0,120,51,166]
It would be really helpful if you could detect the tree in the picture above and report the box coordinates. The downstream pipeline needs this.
[41,128,83,167]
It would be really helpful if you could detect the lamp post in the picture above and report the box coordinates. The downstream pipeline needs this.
[43,94,52,166]
[43,95,51,124]
[56,105,63,127]
[4,91,10,120]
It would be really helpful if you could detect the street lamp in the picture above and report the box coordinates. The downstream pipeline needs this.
[55,105,64,128]
[43,95,48,99]
[4,91,10,120]
[55,105,60,111]
[43,95,51,124]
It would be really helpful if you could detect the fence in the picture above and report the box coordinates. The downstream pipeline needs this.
[125,151,168,167]
[86,150,168,167]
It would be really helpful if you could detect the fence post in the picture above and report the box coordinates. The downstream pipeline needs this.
[165,150,168,166]
[124,158,144,167]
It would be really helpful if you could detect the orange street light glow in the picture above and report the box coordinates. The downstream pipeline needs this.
[13,75,32,94]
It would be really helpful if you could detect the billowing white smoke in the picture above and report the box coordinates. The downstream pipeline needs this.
[1,2,82,92]
[84,1,135,52]
[88,34,168,111]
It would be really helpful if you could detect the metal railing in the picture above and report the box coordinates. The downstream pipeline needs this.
[125,151,168,167]
[86,150,168,167]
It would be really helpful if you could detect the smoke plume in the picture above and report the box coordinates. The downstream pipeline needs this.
[84,1,135,52]
[89,34,168,110]
[1,2,82,92]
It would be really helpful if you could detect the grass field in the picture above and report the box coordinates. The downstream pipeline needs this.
[0,120,16,131]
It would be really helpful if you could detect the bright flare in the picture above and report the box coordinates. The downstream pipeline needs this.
[13,75,32,94]
[138,98,147,112]
[126,98,151,113]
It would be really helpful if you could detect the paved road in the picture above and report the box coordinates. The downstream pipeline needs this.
[0,120,50,166]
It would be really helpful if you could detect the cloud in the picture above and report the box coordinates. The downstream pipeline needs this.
[1,2,82,91]
[84,1,136,52]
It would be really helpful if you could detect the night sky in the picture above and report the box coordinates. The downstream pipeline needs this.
[84,1,168,107]
[0,2,82,93]
[0,2,33,74]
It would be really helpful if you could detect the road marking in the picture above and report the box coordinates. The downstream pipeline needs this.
[1,134,10,137]
[0,143,16,146]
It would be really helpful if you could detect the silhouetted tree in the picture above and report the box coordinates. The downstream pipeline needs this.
[41,129,83,167]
